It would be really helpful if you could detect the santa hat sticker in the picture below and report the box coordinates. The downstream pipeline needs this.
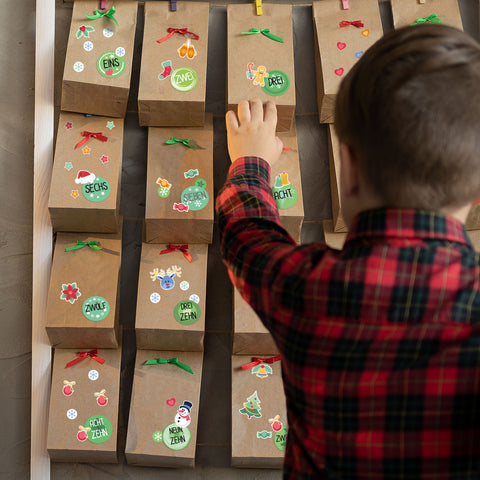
[75,170,96,184]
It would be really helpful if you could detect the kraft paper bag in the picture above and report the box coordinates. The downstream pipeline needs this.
[391,0,463,29]
[45,232,121,348]
[61,0,137,117]
[313,0,383,123]
[273,127,305,243]
[227,4,296,132]
[135,243,207,352]
[323,219,347,250]
[233,288,279,356]
[466,200,480,231]
[231,355,287,468]
[48,112,123,233]
[144,114,214,244]
[47,346,121,463]
[125,350,203,468]
[327,124,348,233]
[138,2,209,127]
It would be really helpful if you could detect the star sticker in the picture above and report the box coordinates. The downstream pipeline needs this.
[100,155,109,165]
[71,190,79,199]
[106,121,115,130]
[64,162,73,171]
[65,122,73,130]
[82,146,91,155]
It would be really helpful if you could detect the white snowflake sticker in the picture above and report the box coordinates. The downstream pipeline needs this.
[189,294,200,304]
[83,41,94,52]
[67,409,78,420]
[180,281,190,291]
[103,27,114,38]
[150,292,161,304]
[115,46,126,57]
[88,369,99,381]
[73,61,84,73]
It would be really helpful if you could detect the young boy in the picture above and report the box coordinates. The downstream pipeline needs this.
[216,25,480,479]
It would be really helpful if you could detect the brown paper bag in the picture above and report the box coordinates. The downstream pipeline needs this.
[125,350,203,467]
[273,127,305,242]
[144,114,214,244]
[231,355,287,468]
[466,200,480,230]
[324,219,347,250]
[313,0,383,123]
[135,243,207,351]
[61,0,137,117]
[48,112,123,233]
[138,2,209,127]
[327,124,348,233]
[45,232,121,348]
[227,4,295,132]
[47,346,122,463]
[391,0,463,29]
[233,288,279,356]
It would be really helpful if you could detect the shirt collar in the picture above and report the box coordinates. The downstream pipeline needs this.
[345,208,473,249]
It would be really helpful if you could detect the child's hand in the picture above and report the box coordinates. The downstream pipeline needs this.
[226,98,283,167]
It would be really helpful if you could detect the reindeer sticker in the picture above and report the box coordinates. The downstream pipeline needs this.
[150,266,182,291]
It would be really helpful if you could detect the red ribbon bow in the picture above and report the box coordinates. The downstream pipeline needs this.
[65,349,105,369]
[157,27,200,44]
[241,356,281,370]
[159,244,192,263]
[339,20,364,28]
[74,131,108,150]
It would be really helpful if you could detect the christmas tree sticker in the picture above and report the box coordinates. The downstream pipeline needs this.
[239,391,262,419]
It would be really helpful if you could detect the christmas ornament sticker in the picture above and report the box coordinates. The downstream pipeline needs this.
[85,415,113,444]
[62,380,76,396]
[97,51,126,78]
[82,296,110,322]
[180,179,209,211]
[79,173,112,203]
[174,300,201,326]
[274,426,288,451]
[60,283,81,304]
[77,425,90,442]
[271,172,297,210]
[239,391,262,419]
[262,70,290,97]
[170,67,198,92]
[94,389,109,406]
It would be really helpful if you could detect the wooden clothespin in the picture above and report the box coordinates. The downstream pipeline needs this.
[342,0,349,9]
[100,0,107,9]
[170,0,177,12]
[256,0,263,16]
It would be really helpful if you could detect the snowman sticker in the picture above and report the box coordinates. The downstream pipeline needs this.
[175,400,193,428]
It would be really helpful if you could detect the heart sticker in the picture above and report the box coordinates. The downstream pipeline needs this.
[166,398,176,406]
[355,51,364,58]
[337,42,346,50]
[334,68,344,76]
[361,29,370,37]
[106,68,113,76]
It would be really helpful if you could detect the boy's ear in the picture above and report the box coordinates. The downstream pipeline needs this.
[339,143,360,197]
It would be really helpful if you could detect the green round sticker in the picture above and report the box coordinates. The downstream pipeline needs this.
[152,430,163,443]
[271,173,297,210]
[163,423,191,451]
[274,426,288,451]
[181,179,209,211]
[97,51,126,78]
[82,296,110,322]
[158,186,171,198]
[82,176,111,202]
[171,67,198,92]
[262,70,290,97]
[174,300,201,326]
[86,415,113,444]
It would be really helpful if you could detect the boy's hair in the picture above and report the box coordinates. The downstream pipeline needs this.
[335,25,480,210]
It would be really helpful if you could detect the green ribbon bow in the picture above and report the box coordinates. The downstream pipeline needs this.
[65,241,103,252]
[144,357,193,374]
[411,14,442,26]
[165,137,198,149]
[85,6,119,26]
[240,28,284,43]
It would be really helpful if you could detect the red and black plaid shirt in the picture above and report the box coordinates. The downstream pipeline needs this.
[216,156,480,479]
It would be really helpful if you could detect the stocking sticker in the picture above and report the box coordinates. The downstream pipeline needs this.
[85,415,113,444]
[239,391,262,419]
[262,70,290,97]
[174,300,201,326]
[97,51,126,78]
[60,283,81,304]
[158,60,173,80]
[82,296,110,322]
[180,179,209,211]
[170,67,198,92]
[271,172,298,210]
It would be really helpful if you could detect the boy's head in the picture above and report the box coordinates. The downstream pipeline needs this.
[335,25,480,212]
